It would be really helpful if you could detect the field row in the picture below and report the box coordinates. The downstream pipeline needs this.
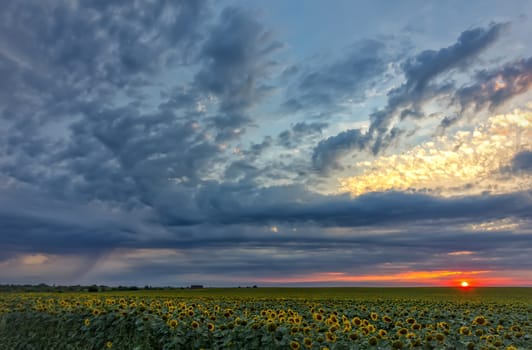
[0,292,530,349]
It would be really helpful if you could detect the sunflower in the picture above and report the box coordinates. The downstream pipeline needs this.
[289,341,300,350]
[392,340,404,349]
[303,338,312,348]
[92,309,101,316]
[351,317,362,326]
[397,328,408,336]
[435,333,445,342]
[368,337,378,346]
[105,341,113,349]
[410,339,422,347]
[325,332,337,342]
[382,315,392,323]
[168,319,179,328]
[459,326,471,335]
[411,323,422,330]
[207,323,215,331]
[370,312,378,321]
[472,316,487,325]
[84,318,90,327]
[378,329,387,338]
[437,321,449,330]
[313,313,323,321]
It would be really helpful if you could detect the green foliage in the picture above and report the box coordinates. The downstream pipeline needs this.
[0,288,530,349]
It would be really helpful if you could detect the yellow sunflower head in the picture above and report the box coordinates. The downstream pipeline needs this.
[472,316,487,325]
[325,332,337,342]
[289,340,300,350]
[459,326,471,335]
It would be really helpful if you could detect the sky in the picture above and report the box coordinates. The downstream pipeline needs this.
[1,0,531,287]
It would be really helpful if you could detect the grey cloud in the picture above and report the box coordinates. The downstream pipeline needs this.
[455,56,532,111]
[0,0,214,204]
[401,23,508,94]
[194,7,282,133]
[311,129,369,172]
[282,39,392,113]
[224,161,259,182]
[1,183,530,285]
[511,150,532,173]
[242,136,273,160]
[311,23,509,172]
[0,1,287,229]
[278,122,328,148]
[0,0,208,124]
[371,22,508,139]
[158,182,532,227]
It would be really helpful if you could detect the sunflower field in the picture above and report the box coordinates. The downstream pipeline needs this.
[0,288,530,349]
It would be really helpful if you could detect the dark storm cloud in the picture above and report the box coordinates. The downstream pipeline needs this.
[401,23,508,95]
[158,184,532,227]
[311,23,509,173]
[0,0,215,204]
[311,129,369,172]
[3,179,530,256]
[0,1,288,242]
[63,106,223,209]
[0,0,208,125]
[0,188,137,255]
[81,223,532,286]
[282,39,391,113]
[194,6,282,134]
[2,182,530,285]
[511,150,532,173]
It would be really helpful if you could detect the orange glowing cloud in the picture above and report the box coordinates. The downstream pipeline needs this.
[255,269,532,286]
[257,270,490,284]
[338,110,532,197]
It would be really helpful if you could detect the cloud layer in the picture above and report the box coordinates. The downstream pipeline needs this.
[0,0,531,286]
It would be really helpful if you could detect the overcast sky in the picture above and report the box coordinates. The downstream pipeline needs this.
[1,0,531,287]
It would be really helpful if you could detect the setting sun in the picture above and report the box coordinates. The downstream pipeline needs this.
[461,281,469,287]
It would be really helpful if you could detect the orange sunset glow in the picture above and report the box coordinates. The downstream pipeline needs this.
[254,270,532,287]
